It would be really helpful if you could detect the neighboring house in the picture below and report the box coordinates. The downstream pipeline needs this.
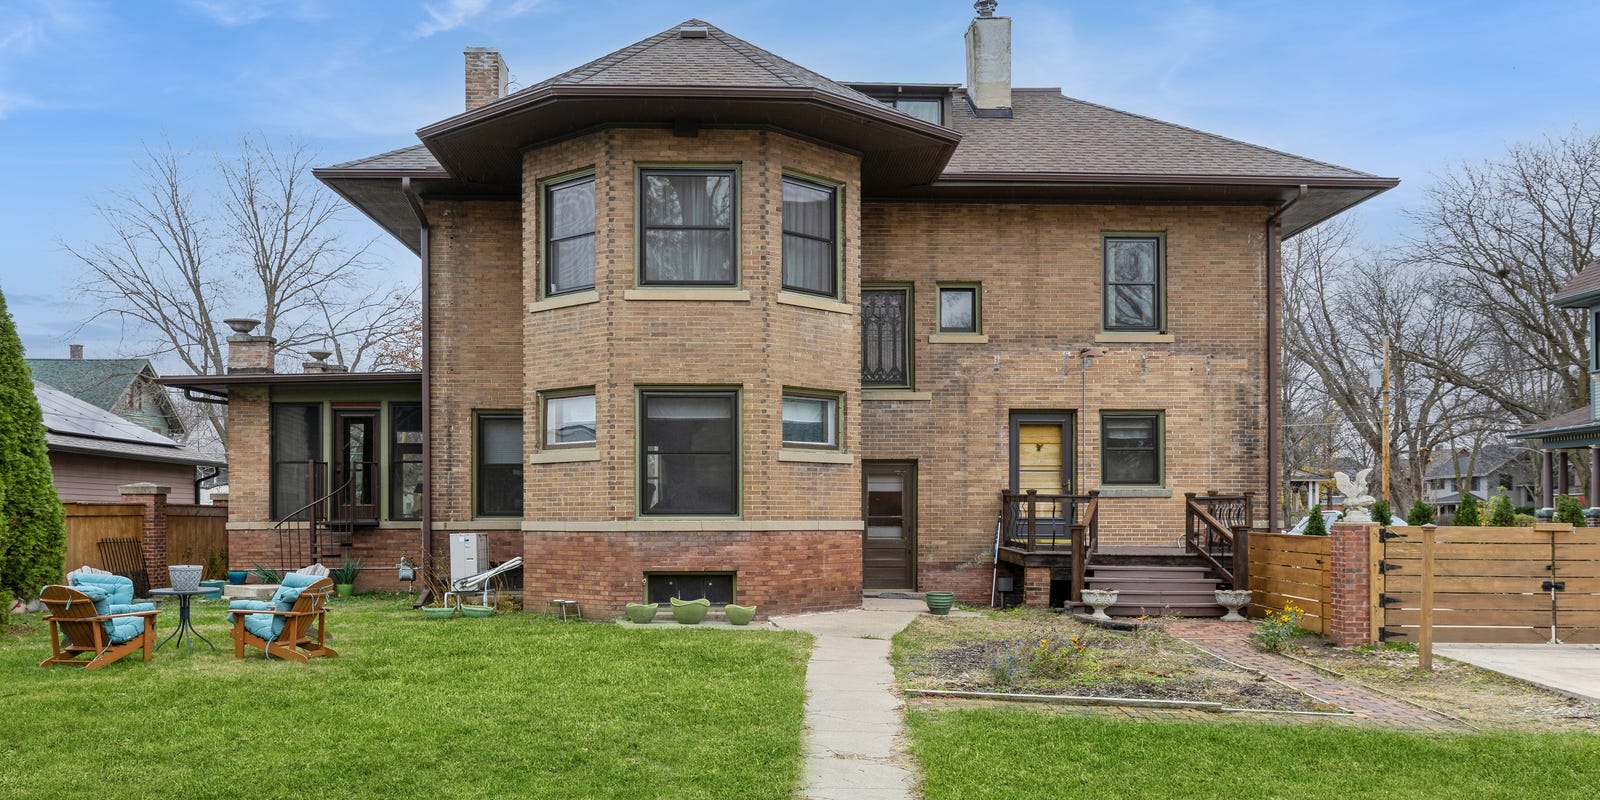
[1422,444,1537,516]
[1510,260,1600,507]
[35,382,225,503]
[27,346,186,440]
[161,8,1394,614]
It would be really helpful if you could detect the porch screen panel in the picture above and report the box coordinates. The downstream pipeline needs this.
[861,288,910,387]
[271,403,321,520]
[389,403,423,520]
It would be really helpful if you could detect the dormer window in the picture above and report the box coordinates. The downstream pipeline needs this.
[888,98,942,125]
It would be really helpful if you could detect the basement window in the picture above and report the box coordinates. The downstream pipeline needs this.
[646,572,734,605]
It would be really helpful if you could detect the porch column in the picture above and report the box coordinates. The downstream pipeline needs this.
[1591,447,1600,506]
[1558,451,1570,498]
[119,483,171,590]
[1542,450,1554,508]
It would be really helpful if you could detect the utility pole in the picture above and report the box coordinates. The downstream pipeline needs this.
[1382,337,1392,505]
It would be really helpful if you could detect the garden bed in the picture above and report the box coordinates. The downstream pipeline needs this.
[894,608,1334,712]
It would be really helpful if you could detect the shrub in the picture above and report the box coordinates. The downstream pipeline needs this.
[1406,500,1436,526]
[1513,513,1537,526]
[0,286,67,626]
[1487,495,1516,526]
[1304,505,1327,536]
[1371,499,1392,526]
[1554,495,1587,528]
[1250,604,1304,652]
[1453,493,1482,526]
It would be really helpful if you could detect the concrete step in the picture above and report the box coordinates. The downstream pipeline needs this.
[1088,581,1221,595]
[1110,602,1226,618]
[1100,590,1223,605]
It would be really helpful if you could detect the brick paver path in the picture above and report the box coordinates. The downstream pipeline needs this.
[1167,619,1465,731]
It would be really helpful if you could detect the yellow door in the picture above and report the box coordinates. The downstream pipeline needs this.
[1017,423,1064,493]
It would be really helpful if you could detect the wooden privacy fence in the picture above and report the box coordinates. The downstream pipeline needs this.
[167,504,228,569]
[63,503,144,573]
[1374,523,1600,645]
[1247,532,1330,635]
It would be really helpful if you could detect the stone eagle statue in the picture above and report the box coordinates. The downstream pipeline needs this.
[1334,468,1376,524]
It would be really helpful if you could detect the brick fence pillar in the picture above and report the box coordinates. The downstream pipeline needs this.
[1022,565,1052,607]
[119,483,171,590]
[1325,522,1375,647]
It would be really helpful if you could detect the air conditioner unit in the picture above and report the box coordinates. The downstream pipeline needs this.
[450,533,489,584]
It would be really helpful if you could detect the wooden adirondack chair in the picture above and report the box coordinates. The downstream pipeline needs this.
[228,576,338,663]
[38,584,159,670]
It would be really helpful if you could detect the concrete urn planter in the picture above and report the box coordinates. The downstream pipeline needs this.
[1080,589,1119,620]
[1215,589,1253,622]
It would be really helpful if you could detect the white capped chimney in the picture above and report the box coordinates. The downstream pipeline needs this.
[464,47,509,111]
[965,1,1012,115]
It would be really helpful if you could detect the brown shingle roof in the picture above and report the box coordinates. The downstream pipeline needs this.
[325,144,444,173]
[942,89,1375,180]
[1552,261,1600,307]
[1509,405,1597,438]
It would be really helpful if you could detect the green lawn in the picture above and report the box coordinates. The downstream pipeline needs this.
[1,595,810,800]
[907,707,1600,800]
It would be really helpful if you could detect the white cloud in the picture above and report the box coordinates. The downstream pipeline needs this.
[183,0,327,27]
[413,0,542,38]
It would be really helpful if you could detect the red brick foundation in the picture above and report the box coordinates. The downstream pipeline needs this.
[523,529,862,619]
[226,527,521,593]
[1326,522,1375,647]
[912,561,998,607]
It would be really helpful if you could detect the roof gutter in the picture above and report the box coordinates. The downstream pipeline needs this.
[402,177,435,583]
[1264,184,1308,530]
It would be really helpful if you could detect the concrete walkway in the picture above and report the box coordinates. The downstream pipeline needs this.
[1435,643,1600,703]
[772,598,929,800]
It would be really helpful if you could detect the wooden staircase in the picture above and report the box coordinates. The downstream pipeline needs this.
[1081,549,1226,617]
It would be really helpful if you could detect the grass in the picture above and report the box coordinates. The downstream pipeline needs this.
[907,706,1600,800]
[1,594,811,800]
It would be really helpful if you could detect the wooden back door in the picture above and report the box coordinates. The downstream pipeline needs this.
[863,461,917,590]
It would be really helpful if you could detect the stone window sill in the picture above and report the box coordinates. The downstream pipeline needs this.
[529,447,600,464]
[522,519,866,532]
[862,390,933,402]
[623,288,750,302]
[527,290,600,313]
[1095,487,1173,498]
[929,333,988,344]
[1095,331,1174,344]
[776,291,853,315]
[777,449,853,464]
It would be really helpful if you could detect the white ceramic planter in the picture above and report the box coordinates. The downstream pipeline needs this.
[1080,589,1119,620]
[1215,589,1253,622]
[168,565,203,592]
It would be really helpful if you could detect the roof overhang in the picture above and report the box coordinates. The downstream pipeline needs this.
[156,371,422,400]
[871,173,1398,237]
[415,85,962,192]
[313,170,507,255]
[45,433,226,468]
[1553,290,1600,309]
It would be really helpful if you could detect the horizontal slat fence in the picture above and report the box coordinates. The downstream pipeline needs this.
[1247,532,1329,634]
[1375,524,1600,644]
[62,502,144,576]
[166,504,228,574]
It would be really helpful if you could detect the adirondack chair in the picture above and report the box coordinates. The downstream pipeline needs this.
[38,583,159,670]
[227,574,338,663]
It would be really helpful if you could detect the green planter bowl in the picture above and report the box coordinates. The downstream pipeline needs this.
[669,597,711,625]
[924,591,956,616]
[625,602,660,624]
[724,603,758,626]
[460,604,494,618]
[421,606,456,620]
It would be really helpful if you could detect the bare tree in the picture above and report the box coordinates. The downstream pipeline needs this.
[64,135,418,443]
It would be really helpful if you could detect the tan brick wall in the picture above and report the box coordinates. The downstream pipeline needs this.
[860,202,1271,598]
[225,385,271,523]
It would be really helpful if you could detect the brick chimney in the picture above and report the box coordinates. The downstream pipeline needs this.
[224,318,275,375]
[69,344,83,359]
[465,47,508,111]
[965,1,1012,116]
[301,348,348,374]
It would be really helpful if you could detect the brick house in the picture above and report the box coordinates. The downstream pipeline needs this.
[161,7,1394,616]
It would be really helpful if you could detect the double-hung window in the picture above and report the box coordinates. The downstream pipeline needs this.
[861,286,913,388]
[544,173,596,296]
[476,413,523,517]
[640,391,738,516]
[781,176,837,297]
[1103,235,1163,332]
[1101,412,1162,486]
[640,169,736,285]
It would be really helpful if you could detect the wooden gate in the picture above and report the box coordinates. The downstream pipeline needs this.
[1247,532,1329,635]
[166,504,228,571]
[1374,523,1600,644]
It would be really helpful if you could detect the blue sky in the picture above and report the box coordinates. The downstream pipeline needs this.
[3,0,1599,364]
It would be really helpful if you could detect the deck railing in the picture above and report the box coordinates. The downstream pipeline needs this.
[1000,490,1100,604]
[273,460,361,570]
[1184,491,1253,590]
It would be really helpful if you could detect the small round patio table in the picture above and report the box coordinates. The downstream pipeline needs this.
[150,587,222,654]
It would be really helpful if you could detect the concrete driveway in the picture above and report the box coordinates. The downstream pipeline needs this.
[1434,643,1600,703]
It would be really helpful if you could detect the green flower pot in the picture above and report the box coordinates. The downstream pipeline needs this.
[335,583,354,598]
[670,597,711,625]
[625,602,660,624]
[460,604,494,618]
[421,606,456,620]
[924,591,956,616]
[724,603,757,626]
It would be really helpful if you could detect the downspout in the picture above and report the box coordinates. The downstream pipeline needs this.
[1265,184,1307,531]
[402,177,434,578]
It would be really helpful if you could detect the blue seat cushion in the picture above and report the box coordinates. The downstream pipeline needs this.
[280,573,321,590]
[70,573,135,605]
[56,586,147,643]
[106,616,147,644]
[229,599,287,642]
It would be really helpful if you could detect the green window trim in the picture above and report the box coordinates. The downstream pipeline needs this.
[936,282,982,334]
[540,168,598,299]
[781,388,844,450]
[780,171,843,299]
[540,387,597,450]
[474,411,524,518]
[1102,233,1166,334]
[636,164,742,288]
[1100,411,1164,487]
